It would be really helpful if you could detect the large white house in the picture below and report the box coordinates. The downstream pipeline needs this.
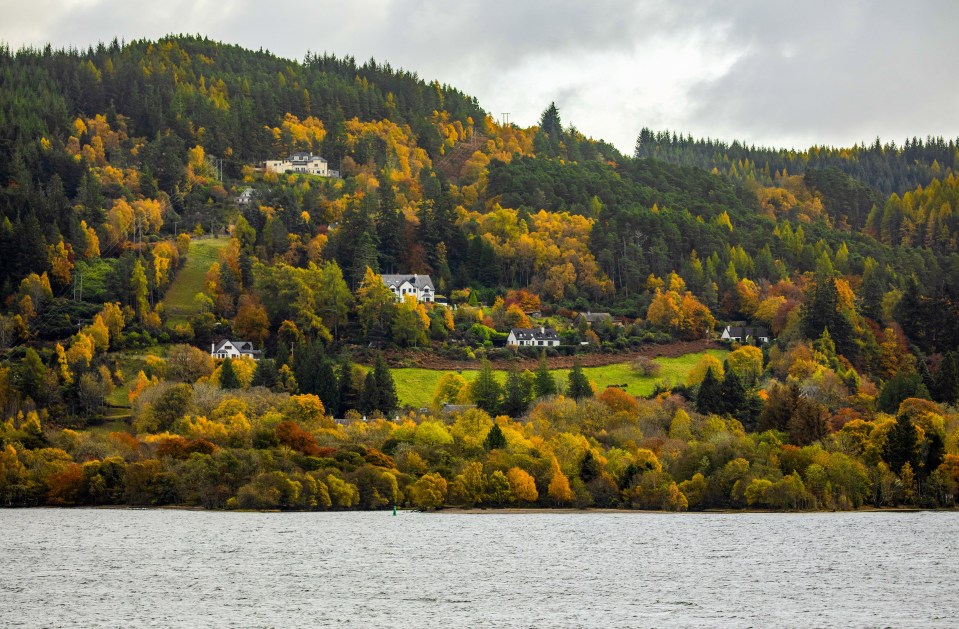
[381,274,435,303]
[264,152,339,178]
[211,340,263,360]
[507,327,561,347]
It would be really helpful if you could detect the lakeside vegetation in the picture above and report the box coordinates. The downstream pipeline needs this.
[1,36,959,512]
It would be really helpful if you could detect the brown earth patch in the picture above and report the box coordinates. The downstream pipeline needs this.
[383,339,722,371]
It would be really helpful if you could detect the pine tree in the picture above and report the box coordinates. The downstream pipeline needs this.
[373,353,398,416]
[695,367,722,415]
[219,357,240,389]
[358,371,378,416]
[719,367,746,417]
[935,351,959,404]
[251,358,279,389]
[566,361,592,400]
[883,411,918,474]
[335,359,356,416]
[471,360,502,415]
[533,352,557,399]
[501,367,533,417]
[483,423,507,451]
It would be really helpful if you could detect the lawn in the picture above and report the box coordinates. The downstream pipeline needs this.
[162,237,230,322]
[392,349,728,408]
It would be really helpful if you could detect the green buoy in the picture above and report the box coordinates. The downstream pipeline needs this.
[392,504,397,516]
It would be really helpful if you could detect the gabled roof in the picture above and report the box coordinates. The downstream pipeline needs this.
[724,325,770,338]
[578,311,612,323]
[510,327,560,341]
[381,274,435,291]
[212,339,262,355]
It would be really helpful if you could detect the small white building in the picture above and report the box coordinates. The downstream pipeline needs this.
[507,327,561,347]
[264,152,339,178]
[235,187,257,207]
[381,274,435,303]
[211,339,263,360]
[720,325,771,344]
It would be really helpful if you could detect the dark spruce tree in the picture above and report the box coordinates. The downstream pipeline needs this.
[219,357,241,390]
[566,361,593,400]
[372,354,398,416]
[250,358,279,389]
[533,352,557,399]
[883,411,919,474]
[501,367,533,417]
[695,367,723,415]
[471,360,502,415]
[483,423,507,451]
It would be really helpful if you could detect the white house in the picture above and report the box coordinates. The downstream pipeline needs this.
[507,327,561,347]
[720,325,771,344]
[381,274,435,303]
[235,187,257,207]
[211,339,263,360]
[264,152,339,178]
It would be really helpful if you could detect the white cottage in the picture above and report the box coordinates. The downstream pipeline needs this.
[507,327,561,347]
[381,274,435,303]
[720,325,771,344]
[211,340,263,360]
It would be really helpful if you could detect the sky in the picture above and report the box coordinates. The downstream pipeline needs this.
[2,0,958,154]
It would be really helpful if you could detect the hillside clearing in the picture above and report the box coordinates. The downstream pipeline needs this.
[391,349,728,408]
[162,237,230,322]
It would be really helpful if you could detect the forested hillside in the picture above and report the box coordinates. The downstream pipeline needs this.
[2,36,959,512]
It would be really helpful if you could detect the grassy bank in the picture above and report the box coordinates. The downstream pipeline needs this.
[162,237,230,323]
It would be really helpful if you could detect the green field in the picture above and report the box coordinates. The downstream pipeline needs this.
[392,349,727,408]
[162,237,230,322]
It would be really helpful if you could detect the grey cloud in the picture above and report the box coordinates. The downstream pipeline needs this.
[1,0,957,150]
[684,1,959,147]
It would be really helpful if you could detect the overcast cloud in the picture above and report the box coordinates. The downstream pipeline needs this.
[2,0,957,152]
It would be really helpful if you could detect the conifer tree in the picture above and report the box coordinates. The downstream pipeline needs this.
[501,366,533,417]
[695,366,723,415]
[566,361,592,400]
[533,352,557,399]
[483,423,507,451]
[373,353,398,416]
[219,357,240,389]
[251,358,279,389]
[719,366,746,417]
[471,359,502,415]
[883,411,918,474]
[935,351,959,404]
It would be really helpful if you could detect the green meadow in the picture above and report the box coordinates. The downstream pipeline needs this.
[162,237,230,322]
[391,349,728,408]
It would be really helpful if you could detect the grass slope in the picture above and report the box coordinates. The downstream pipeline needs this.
[162,237,230,322]
[393,349,727,408]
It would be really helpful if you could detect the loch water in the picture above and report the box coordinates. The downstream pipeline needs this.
[1,509,957,627]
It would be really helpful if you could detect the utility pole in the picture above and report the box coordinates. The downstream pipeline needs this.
[501,113,510,126]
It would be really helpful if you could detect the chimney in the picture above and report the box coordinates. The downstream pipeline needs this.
[211,342,215,354]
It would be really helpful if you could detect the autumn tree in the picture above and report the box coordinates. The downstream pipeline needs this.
[356,267,396,338]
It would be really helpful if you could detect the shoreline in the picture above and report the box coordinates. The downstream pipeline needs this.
[22,505,943,515]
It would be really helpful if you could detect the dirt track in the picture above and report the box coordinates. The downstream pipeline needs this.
[386,339,722,370]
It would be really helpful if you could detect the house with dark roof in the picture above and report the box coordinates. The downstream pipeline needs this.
[381,274,435,303]
[720,325,771,344]
[576,311,614,326]
[211,340,263,360]
[507,326,561,347]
